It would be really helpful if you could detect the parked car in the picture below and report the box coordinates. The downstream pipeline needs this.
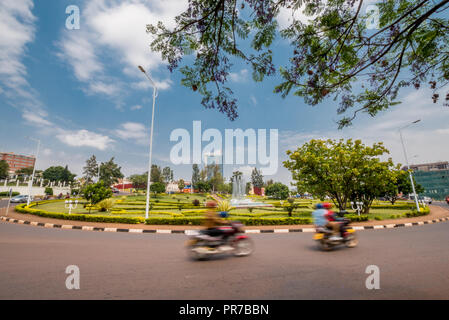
[10,195,33,203]
[445,195,449,205]
[417,196,432,204]
[111,188,120,194]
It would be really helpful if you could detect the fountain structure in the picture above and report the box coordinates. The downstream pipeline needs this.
[229,175,272,208]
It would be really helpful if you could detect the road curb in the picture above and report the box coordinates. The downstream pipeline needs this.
[1,215,449,234]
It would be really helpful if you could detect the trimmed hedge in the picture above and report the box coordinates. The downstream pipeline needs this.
[144,216,312,226]
[345,214,369,222]
[405,206,430,217]
[0,191,20,197]
[14,199,431,226]
[15,203,144,224]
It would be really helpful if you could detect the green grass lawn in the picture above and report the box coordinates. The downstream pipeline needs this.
[30,195,412,221]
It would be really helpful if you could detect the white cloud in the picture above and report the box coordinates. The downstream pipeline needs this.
[57,0,187,97]
[277,5,315,29]
[279,88,449,167]
[250,95,257,106]
[229,69,248,83]
[22,110,52,127]
[56,129,115,150]
[115,122,148,143]
[0,0,35,90]
[131,78,172,91]
[130,104,143,111]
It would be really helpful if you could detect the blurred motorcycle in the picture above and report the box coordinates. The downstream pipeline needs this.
[186,221,254,260]
[314,218,358,251]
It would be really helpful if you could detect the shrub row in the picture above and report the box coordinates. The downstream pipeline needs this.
[0,191,20,197]
[144,216,313,226]
[405,206,430,217]
[345,214,369,222]
[15,203,144,224]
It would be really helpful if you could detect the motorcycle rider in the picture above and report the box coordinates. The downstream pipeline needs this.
[312,203,328,228]
[312,202,343,241]
[203,210,230,238]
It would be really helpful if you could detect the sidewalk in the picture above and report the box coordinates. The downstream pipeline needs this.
[1,204,448,231]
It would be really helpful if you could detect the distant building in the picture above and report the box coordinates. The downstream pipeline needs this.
[404,161,449,200]
[166,181,180,193]
[0,152,35,174]
[112,178,133,190]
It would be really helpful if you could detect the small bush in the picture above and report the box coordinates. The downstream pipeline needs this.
[205,200,217,208]
[374,216,383,221]
[216,200,231,212]
[192,199,200,206]
[44,187,53,195]
[97,198,115,212]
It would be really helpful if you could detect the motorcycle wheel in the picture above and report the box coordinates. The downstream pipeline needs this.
[319,239,332,251]
[345,234,358,248]
[233,238,254,257]
[186,241,208,260]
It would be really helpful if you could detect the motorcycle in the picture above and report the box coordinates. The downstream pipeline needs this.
[313,218,358,251]
[186,221,254,260]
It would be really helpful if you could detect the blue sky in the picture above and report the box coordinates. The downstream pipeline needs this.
[1,0,449,186]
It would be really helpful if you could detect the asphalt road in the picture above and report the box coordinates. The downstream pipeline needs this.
[1,218,449,299]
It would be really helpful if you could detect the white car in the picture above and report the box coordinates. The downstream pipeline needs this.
[418,196,432,204]
[10,195,33,203]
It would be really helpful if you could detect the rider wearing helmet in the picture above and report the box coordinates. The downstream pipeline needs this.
[203,210,229,237]
[323,202,345,240]
[312,203,328,228]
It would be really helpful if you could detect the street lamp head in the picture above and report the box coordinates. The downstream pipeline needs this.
[138,65,146,73]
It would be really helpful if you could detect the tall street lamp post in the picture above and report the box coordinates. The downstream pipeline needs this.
[399,120,421,212]
[138,65,158,219]
[27,138,40,206]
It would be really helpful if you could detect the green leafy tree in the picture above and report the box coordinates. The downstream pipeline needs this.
[192,164,200,189]
[99,157,124,187]
[150,164,163,183]
[0,160,9,179]
[251,168,264,188]
[43,166,76,182]
[245,182,252,194]
[15,167,34,177]
[178,179,185,191]
[265,182,290,200]
[209,165,224,192]
[83,155,98,184]
[44,187,53,196]
[197,180,212,193]
[129,173,148,189]
[162,166,174,184]
[148,0,449,126]
[82,181,113,207]
[384,170,424,204]
[150,182,166,195]
[217,181,232,194]
[284,139,395,212]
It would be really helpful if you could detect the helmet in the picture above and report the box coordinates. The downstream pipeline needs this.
[315,203,324,209]
[219,211,229,218]
[323,202,333,209]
